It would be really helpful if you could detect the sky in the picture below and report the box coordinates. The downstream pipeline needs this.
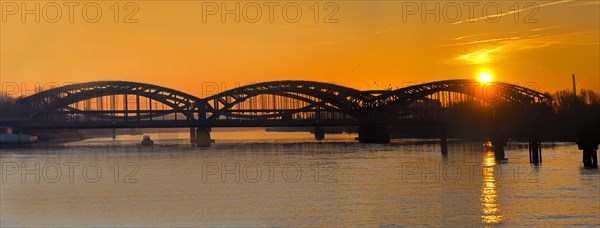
[1,0,599,98]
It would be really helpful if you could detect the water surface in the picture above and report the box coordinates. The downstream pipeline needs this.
[1,131,599,226]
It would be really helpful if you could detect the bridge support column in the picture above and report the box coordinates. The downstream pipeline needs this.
[193,127,212,147]
[577,129,599,168]
[491,129,507,161]
[357,125,390,144]
[581,149,598,168]
[314,126,325,141]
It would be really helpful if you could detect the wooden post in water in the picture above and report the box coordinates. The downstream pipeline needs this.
[527,100,543,164]
[190,127,197,147]
[440,125,448,155]
[491,129,507,161]
[528,134,542,164]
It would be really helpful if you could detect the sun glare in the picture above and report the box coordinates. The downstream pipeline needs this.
[478,72,493,83]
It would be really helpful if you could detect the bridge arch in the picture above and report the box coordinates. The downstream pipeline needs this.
[199,80,376,121]
[19,81,203,122]
[372,79,550,110]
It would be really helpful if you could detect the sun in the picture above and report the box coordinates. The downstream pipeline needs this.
[478,72,493,83]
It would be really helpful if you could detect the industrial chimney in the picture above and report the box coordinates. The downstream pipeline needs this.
[572,74,577,96]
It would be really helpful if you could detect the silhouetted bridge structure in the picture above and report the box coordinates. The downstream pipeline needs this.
[3,79,550,146]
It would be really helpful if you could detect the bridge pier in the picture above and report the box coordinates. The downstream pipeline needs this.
[314,126,325,141]
[577,129,599,168]
[490,129,507,161]
[581,149,598,168]
[357,125,390,144]
[191,127,212,147]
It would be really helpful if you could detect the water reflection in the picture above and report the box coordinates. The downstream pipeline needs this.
[481,148,502,224]
[1,141,598,226]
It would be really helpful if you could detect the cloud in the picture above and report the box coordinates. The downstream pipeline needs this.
[572,1,600,6]
[456,46,505,64]
[530,25,564,32]
[439,36,521,47]
[453,32,518,41]
[444,23,598,65]
[451,33,598,64]
[452,0,574,25]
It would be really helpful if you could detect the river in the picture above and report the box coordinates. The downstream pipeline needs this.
[1,131,598,226]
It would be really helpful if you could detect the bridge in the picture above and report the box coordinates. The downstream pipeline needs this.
[3,79,550,145]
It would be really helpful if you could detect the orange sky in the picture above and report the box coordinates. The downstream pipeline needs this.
[1,0,599,98]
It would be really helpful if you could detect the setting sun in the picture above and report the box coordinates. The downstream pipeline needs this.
[478,72,493,83]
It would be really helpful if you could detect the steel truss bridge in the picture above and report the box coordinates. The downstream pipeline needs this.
[4,79,550,144]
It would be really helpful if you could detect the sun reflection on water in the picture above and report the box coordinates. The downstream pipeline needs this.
[481,150,502,224]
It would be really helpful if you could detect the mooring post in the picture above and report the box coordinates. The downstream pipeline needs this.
[440,125,448,154]
[528,122,542,164]
[190,127,197,147]
[491,129,507,161]
[526,105,543,164]
[529,134,542,164]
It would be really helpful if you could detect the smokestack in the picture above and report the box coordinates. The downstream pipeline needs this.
[572,74,577,96]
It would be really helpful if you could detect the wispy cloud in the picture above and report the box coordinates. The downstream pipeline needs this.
[531,25,564,32]
[572,1,600,6]
[453,32,518,41]
[457,46,504,64]
[452,0,574,25]
[440,36,521,47]
[447,30,599,64]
